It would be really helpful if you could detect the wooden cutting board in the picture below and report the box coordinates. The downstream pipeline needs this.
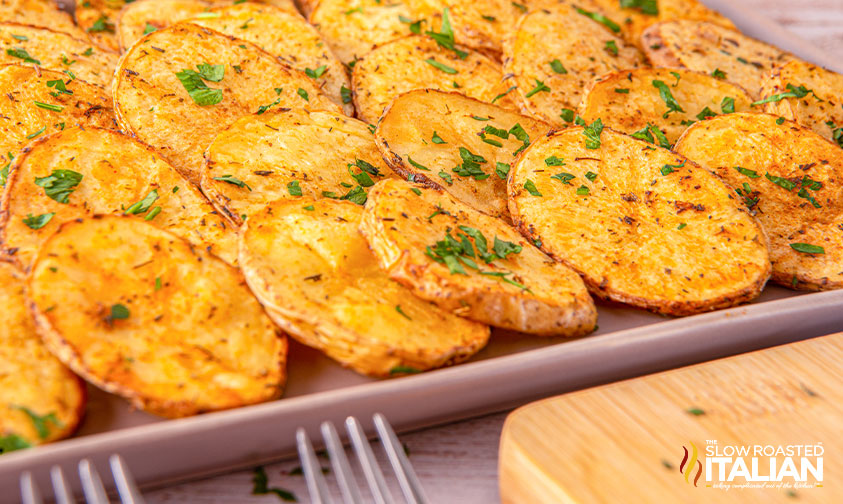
[499,333,842,503]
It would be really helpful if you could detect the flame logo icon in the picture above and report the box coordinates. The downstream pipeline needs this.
[680,441,703,487]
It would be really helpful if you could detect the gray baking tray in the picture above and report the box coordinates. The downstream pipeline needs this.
[2,1,842,499]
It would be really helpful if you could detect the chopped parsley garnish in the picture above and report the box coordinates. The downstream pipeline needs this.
[511,1,527,12]
[472,115,490,121]
[585,171,598,181]
[559,108,575,123]
[604,40,619,56]
[752,84,818,107]
[734,166,760,178]
[6,47,40,64]
[686,407,705,416]
[438,171,453,185]
[88,15,114,33]
[341,85,352,104]
[652,80,685,118]
[22,212,54,230]
[523,179,541,196]
[26,125,45,139]
[550,59,567,74]
[213,175,252,191]
[145,207,161,220]
[125,189,159,216]
[575,7,621,33]
[34,101,63,112]
[1,152,14,187]
[47,79,72,97]
[286,180,302,196]
[12,406,63,440]
[390,365,421,375]
[484,125,508,139]
[545,156,565,166]
[395,305,412,320]
[175,64,224,106]
[425,8,467,59]
[109,303,130,321]
[576,185,590,196]
[252,466,297,502]
[615,88,630,94]
[778,117,787,126]
[620,0,658,15]
[432,131,446,144]
[495,162,510,179]
[410,188,421,196]
[721,96,735,114]
[790,243,824,254]
[735,182,759,209]
[34,169,83,203]
[660,160,685,175]
[256,98,281,115]
[426,226,526,290]
[0,434,31,453]
[509,123,530,156]
[551,172,575,184]
[711,68,727,79]
[407,156,430,171]
[696,107,716,120]
[765,172,796,191]
[454,147,489,180]
[297,88,309,101]
[524,79,550,98]
[582,118,604,149]
[344,7,362,15]
[82,48,94,56]
[305,65,327,79]
[143,23,157,35]
[399,15,424,34]
[677,223,687,230]
[631,123,671,149]
[424,58,458,74]
[491,85,516,104]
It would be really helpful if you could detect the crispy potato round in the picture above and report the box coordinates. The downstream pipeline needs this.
[240,197,490,376]
[674,113,843,291]
[502,4,644,126]
[760,60,843,147]
[309,0,414,64]
[0,23,117,86]
[1,126,237,267]
[579,68,754,144]
[509,127,771,315]
[0,65,115,196]
[375,89,550,220]
[201,108,396,226]
[28,216,287,418]
[0,0,88,39]
[352,35,517,124]
[0,261,85,447]
[113,23,340,185]
[642,20,792,98]
[360,178,597,336]
[188,2,352,115]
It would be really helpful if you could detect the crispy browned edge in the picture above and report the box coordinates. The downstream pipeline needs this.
[26,215,287,418]
[506,127,771,317]
[1,255,88,442]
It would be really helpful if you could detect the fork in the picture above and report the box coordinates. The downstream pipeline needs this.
[20,454,145,504]
[297,413,428,504]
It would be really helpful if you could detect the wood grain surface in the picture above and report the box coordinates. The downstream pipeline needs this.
[145,2,843,502]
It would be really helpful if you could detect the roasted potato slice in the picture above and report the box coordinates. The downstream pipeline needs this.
[760,60,843,148]
[0,23,117,86]
[674,113,843,291]
[29,216,287,418]
[352,35,517,123]
[509,126,771,315]
[113,23,340,184]
[449,0,527,57]
[2,126,237,267]
[503,3,644,126]
[360,178,597,336]
[0,261,85,449]
[240,198,490,376]
[579,68,753,144]
[642,20,793,98]
[117,0,300,51]
[188,2,352,115]
[0,0,88,40]
[202,108,396,227]
[375,89,550,220]
[0,65,115,198]
[76,0,125,52]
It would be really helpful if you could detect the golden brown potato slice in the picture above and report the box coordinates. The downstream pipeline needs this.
[502,4,644,126]
[117,0,300,51]
[113,23,340,185]
[76,0,125,52]
[0,23,117,86]
[309,0,414,64]
[642,20,793,98]
[509,125,771,315]
[187,2,352,115]
[0,0,89,40]
[2,127,237,268]
[360,179,597,336]
[449,0,527,57]
[29,216,287,418]
[352,35,517,124]
[760,60,843,148]
[0,261,85,449]
[201,109,396,227]
[0,65,115,197]
[375,89,550,220]
[674,113,843,291]
[240,198,490,376]
[579,68,753,144]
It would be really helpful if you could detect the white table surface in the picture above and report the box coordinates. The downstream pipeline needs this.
[145,1,843,502]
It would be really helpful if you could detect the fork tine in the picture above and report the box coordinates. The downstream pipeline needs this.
[321,421,364,504]
[50,465,75,504]
[109,455,145,504]
[79,459,110,504]
[373,413,428,504]
[346,416,394,504]
[20,471,43,504]
[296,427,334,504]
